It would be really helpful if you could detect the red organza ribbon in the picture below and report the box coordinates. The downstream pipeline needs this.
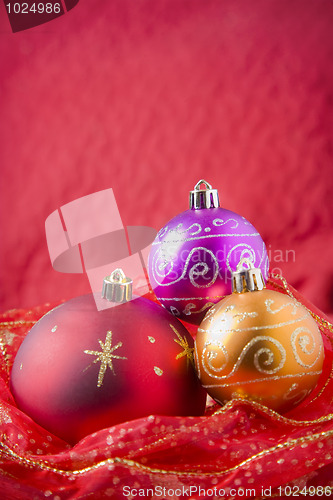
[1,275,333,499]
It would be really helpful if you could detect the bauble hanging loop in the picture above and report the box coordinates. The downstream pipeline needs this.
[232,257,266,293]
[189,179,220,209]
[102,268,133,303]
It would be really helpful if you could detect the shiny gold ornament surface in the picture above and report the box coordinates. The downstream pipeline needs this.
[194,260,325,413]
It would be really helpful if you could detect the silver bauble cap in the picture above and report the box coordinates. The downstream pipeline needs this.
[102,268,133,303]
[189,179,220,209]
[232,258,265,293]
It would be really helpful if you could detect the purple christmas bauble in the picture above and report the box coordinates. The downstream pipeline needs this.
[148,181,269,324]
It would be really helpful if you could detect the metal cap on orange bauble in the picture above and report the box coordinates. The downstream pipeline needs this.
[232,258,266,293]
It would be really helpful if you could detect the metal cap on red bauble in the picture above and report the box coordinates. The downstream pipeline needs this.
[102,268,133,303]
[232,258,266,294]
[189,179,220,209]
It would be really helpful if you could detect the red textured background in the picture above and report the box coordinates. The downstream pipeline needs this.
[0,0,333,319]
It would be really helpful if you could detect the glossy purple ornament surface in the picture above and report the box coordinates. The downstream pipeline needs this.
[148,207,269,324]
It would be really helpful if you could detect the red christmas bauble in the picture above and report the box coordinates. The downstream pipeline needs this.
[10,294,206,444]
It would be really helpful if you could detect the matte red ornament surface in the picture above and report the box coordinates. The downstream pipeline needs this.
[1,277,333,499]
[10,294,206,444]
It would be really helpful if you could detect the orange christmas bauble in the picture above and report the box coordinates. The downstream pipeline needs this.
[194,261,325,413]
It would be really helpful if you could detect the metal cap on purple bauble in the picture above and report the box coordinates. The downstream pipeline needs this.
[189,180,220,209]
[102,268,133,303]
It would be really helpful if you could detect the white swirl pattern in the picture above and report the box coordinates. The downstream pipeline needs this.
[151,246,220,288]
[183,302,214,316]
[212,218,239,229]
[171,223,202,236]
[170,306,180,316]
[153,218,260,245]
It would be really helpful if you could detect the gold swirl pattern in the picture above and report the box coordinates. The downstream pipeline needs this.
[200,336,286,381]
[253,338,287,374]
[200,340,229,376]
[291,326,323,368]
[265,298,304,316]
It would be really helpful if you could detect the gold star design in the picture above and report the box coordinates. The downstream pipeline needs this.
[169,324,194,366]
[84,330,127,387]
